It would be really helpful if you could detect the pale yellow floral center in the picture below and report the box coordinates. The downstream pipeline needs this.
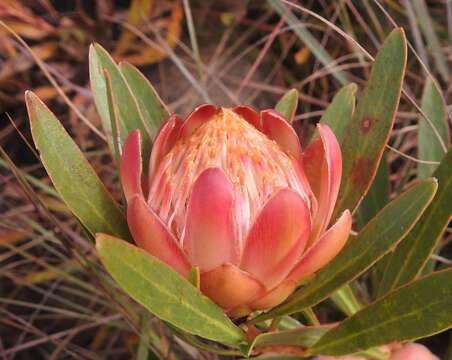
[148,108,309,250]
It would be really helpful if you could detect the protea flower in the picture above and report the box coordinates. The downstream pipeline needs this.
[120,104,351,316]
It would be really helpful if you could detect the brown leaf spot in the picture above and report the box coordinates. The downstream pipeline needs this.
[350,157,373,187]
[360,116,377,133]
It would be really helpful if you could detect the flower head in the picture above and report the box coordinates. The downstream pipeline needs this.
[121,104,351,316]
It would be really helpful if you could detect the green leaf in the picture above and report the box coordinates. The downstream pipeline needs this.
[104,70,122,167]
[310,268,452,356]
[253,178,437,321]
[89,44,152,161]
[120,62,169,139]
[356,157,390,229]
[96,234,245,345]
[364,160,392,297]
[25,91,130,240]
[277,316,303,330]
[319,83,361,302]
[330,285,363,316]
[172,329,242,356]
[188,266,200,288]
[320,83,357,143]
[320,88,371,307]
[275,89,298,123]
[268,0,349,86]
[418,78,449,179]
[244,325,389,360]
[377,150,452,296]
[332,28,407,219]
[244,326,330,357]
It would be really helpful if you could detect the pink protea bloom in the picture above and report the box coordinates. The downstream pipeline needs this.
[120,104,351,316]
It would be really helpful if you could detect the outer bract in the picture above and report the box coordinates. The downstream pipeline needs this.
[121,105,351,316]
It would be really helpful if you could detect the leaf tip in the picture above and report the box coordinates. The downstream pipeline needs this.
[93,42,114,60]
[389,26,405,39]
[95,232,110,250]
[346,82,358,93]
[429,177,439,191]
[118,60,128,69]
[88,43,101,58]
[384,27,407,58]
[421,176,438,189]
[90,42,108,61]
[396,26,405,36]
[92,42,102,50]
[24,89,36,104]
[286,88,298,96]
[24,91,42,121]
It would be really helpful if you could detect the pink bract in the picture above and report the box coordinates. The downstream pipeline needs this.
[120,105,351,316]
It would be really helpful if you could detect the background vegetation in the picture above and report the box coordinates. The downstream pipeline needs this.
[0,1,450,358]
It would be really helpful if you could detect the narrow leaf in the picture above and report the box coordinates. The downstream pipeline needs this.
[104,70,122,167]
[253,178,437,321]
[275,89,298,123]
[418,78,449,178]
[356,157,390,229]
[377,150,452,296]
[244,326,330,357]
[120,62,169,139]
[245,325,388,360]
[412,0,449,82]
[25,91,130,239]
[330,285,363,316]
[89,44,152,160]
[363,158,391,297]
[96,234,245,345]
[136,316,158,360]
[319,87,363,307]
[320,83,357,143]
[310,268,452,356]
[332,28,407,219]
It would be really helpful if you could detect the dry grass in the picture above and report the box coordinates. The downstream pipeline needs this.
[0,1,450,358]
